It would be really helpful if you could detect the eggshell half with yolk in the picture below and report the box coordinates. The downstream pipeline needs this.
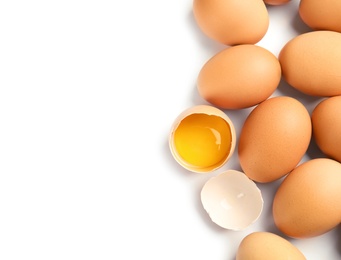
[169,105,236,173]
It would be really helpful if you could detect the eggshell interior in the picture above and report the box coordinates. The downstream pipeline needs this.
[200,170,263,230]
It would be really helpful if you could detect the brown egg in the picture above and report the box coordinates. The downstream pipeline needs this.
[238,96,311,183]
[197,45,281,109]
[279,31,341,96]
[273,158,341,238]
[193,0,269,45]
[299,0,341,32]
[169,105,236,173]
[312,96,341,163]
[236,232,306,260]
[264,0,291,5]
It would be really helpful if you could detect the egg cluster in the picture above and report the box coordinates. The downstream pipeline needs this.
[169,0,341,259]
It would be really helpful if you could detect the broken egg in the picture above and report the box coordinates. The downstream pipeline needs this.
[169,105,236,173]
[200,170,263,230]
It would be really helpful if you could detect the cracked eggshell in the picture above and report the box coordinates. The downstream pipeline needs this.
[169,105,236,173]
[200,170,263,230]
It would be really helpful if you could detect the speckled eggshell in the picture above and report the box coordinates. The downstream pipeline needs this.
[299,0,341,33]
[236,232,306,260]
[312,96,341,163]
[238,96,312,183]
[197,45,281,109]
[193,0,269,45]
[273,158,341,238]
[279,31,341,96]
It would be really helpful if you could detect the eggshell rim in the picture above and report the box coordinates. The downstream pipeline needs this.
[200,169,264,230]
[169,105,236,173]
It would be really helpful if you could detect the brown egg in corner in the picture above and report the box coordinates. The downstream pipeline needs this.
[273,158,341,238]
[193,0,269,45]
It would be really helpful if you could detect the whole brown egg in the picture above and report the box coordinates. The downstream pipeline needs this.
[279,31,341,97]
[273,158,341,238]
[193,0,269,45]
[238,96,311,183]
[197,45,281,109]
[312,96,341,163]
[299,0,341,33]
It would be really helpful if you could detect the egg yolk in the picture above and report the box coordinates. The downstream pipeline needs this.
[174,114,232,169]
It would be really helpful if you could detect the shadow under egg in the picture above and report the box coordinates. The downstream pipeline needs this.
[291,11,312,35]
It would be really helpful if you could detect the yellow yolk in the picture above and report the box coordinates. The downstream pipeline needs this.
[174,114,232,169]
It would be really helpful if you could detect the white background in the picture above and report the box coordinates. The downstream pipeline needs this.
[0,0,340,259]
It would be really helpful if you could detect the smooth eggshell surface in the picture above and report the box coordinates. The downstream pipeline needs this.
[299,0,341,33]
[201,170,263,230]
[238,96,311,183]
[264,0,291,5]
[279,31,341,97]
[312,96,341,163]
[193,0,269,45]
[236,232,306,260]
[197,45,281,109]
[273,158,341,238]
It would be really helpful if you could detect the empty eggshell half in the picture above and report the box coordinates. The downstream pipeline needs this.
[169,105,236,173]
[201,170,263,230]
